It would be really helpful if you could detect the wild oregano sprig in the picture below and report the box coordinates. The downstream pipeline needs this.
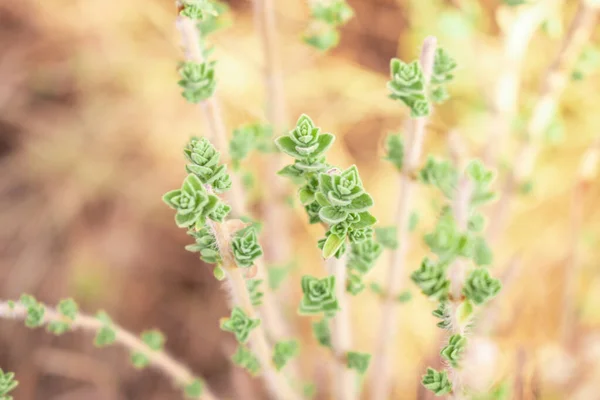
[220,307,261,343]
[0,369,18,400]
[178,61,217,103]
[298,275,339,315]
[179,0,218,20]
[1,297,209,399]
[303,0,354,51]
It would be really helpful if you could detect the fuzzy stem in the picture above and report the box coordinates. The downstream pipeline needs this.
[560,142,599,346]
[207,219,301,400]
[487,1,599,242]
[326,254,355,400]
[251,0,292,285]
[0,301,217,400]
[483,0,558,168]
[369,36,438,400]
[176,14,290,347]
[176,14,247,216]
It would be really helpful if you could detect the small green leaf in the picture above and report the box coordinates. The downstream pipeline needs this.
[440,334,467,368]
[184,378,204,398]
[422,367,452,396]
[346,351,371,374]
[273,340,299,371]
[463,269,501,305]
[299,275,339,315]
[384,134,404,170]
[232,346,261,375]
[131,352,150,369]
[220,307,260,343]
[0,368,18,400]
[322,233,345,259]
[375,226,398,249]
[312,318,332,348]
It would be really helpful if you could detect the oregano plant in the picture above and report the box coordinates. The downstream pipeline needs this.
[2,0,598,399]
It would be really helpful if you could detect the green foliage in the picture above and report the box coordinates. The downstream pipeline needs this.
[303,0,353,51]
[232,345,261,376]
[184,136,233,194]
[387,59,430,117]
[0,369,18,400]
[422,367,452,396]
[178,61,217,103]
[463,269,502,305]
[411,258,450,301]
[424,211,471,263]
[196,0,231,36]
[48,298,77,335]
[312,318,332,348]
[163,174,223,229]
[472,236,493,266]
[247,279,264,307]
[430,48,457,104]
[466,160,496,206]
[185,226,221,264]
[346,273,366,296]
[94,311,116,347]
[432,302,451,330]
[20,294,45,328]
[184,378,204,398]
[348,238,383,275]
[267,264,292,290]
[346,351,371,374]
[231,226,263,268]
[440,334,467,367]
[384,133,404,170]
[275,114,335,161]
[220,307,260,343]
[502,0,528,5]
[179,0,218,20]
[572,45,600,81]
[273,340,299,371]
[230,124,273,168]
[299,275,339,315]
[396,290,412,303]
[375,226,398,250]
[419,157,458,198]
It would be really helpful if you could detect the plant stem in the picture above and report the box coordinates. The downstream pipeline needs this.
[483,0,558,168]
[487,1,599,242]
[176,14,247,216]
[207,219,301,400]
[560,142,599,346]
[251,0,292,281]
[0,301,217,400]
[176,15,290,346]
[369,36,438,400]
[326,253,355,400]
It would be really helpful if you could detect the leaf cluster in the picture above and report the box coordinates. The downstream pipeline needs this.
[303,0,354,51]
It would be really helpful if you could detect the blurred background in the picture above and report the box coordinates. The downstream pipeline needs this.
[1,0,600,399]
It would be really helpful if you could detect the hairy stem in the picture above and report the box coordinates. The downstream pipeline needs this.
[483,0,558,168]
[0,301,217,400]
[207,219,301,400]
[176,14,289,348]
[325,254,355,400]
[487,1,599,242]
[560,142,599,346]
[369,36,438,400]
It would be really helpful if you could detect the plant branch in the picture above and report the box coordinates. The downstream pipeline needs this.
[487,1,599,242]
[0,301,217,400]
[483,0,558,168]
[326,254,355,400]
[207,219,301,400]
[370,36,438,400]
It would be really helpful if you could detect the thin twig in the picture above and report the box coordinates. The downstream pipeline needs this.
[487,1,599,242]
[208,219,301,400]
[483,0,559,168]
[176,13,289,347]
[559,142,599,346]
[327,254,355,400]
[369,36,438,400]
[0,301,218,400]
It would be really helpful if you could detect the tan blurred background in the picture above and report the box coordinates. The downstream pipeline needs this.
[1,0,600,399]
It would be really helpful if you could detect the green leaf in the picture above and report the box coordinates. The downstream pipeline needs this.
[346,351,371,374]
[247,279,264,307]
[299,275,339,315]
[322,233,345,259]
[180,0,218,20]
[346,273,366,296]
[142,330,165,351]
[352,211,377,229]
[57,298,78,320]
[422,367,452,396]
[303,27,340,52]
[273,340,300,371]
[299,186,316,205]
[0,368,18,400]
[375,226,398,249]
[268,264,291,290]
[178,61,216,103]
[348,238,383,274]
[131,352,150,369]
[94,311,116,347]
[312,318,332,348]
[231,226,263,268]
[319,206,348,225]
[20,294,45,328]
[384,134,404,170]
[410,258,450,301]
[396,290,412,303]
[463,269,501,305]
[184,378,204,398]
[310,0,354,26]
[220,307,260,343]
[440,334,467,368]
[232,346,261,376]
[348,192,374,212]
